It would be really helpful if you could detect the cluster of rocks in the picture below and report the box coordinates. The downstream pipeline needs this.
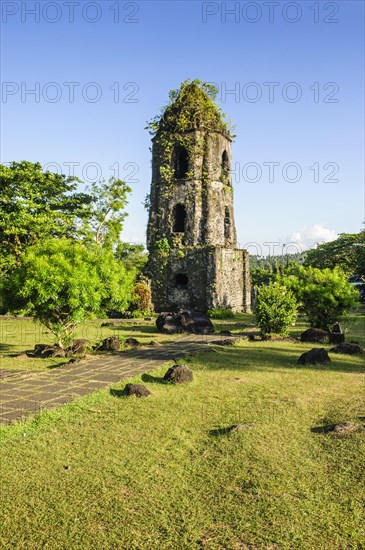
[119,363,194,399]
[300,324,345,345]
[27,339,91,359]
[25,335,145,360]
[156,311,214,335]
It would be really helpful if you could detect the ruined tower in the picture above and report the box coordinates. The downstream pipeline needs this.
[147,81,250,313]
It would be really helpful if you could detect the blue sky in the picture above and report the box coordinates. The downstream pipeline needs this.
[1,0,364,255]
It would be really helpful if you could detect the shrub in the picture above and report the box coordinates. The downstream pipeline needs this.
[254,283,297,336]
[128,281,152,316]
[285,266,358,330]
[208,308,235,319]
[1,238,135,347]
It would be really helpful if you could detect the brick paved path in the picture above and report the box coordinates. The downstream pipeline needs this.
[0,334,220,425]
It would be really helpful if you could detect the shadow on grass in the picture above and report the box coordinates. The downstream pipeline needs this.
[209,426,232,437]
[112,325,158,335]
[0,343,15,353]
[141,373,167,385]
[110,388,128,398]
[203,345,365,374]
[311,425,334,434]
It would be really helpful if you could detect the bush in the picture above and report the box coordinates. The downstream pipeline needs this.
[1,238,135,347]
[208,308,235,319]
[254,283,297,336]
[128,281,152,316]
[285,266,358,330]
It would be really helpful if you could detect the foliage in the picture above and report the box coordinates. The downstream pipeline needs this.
[251,263,282,287]
[285,266,359,330]
[129,281,152,315]
[115,242,148,273]
[154,238,171,257]
[304,231,365,276]
[1,238,135,347]
[0,161,92,272]
[146,79,230,138]
[254,283,298,336]
[86,178,131,246]
[208,308,235,319]
[250,252,305,270]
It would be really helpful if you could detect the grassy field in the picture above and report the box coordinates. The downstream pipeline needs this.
[0,311,364,549]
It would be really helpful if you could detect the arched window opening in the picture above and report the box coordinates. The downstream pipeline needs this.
[175,273,188,288]
[173,203,186,233]
[174,147,189,179]
[224,207,231,239]
[222,150,229,172]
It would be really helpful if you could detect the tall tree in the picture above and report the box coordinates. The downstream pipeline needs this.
[87,178,131,247]
[0,161,92,271]
[304,231,365,276]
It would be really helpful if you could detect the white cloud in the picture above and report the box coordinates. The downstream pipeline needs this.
[285,224,338,252]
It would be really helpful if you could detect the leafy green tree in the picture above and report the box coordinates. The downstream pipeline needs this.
[304,231,365,276]
[285,266,359,330]
[1,239,135,347]
[251,264,275,287]
[254,283,298,336]
[115,242,148,273]
[87,178,132,246]
[0,161,92,271]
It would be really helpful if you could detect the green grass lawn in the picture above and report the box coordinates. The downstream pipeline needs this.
[0,310,364,548]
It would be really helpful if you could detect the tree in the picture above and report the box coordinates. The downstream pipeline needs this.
[1,239,135,347]
[304,231,365,277]
[87,178,132,246]
[254,283,298,336]
[115,242,148,273]
[285,266,359,330]
[0,161,92,271]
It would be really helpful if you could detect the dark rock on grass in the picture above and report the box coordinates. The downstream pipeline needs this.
[69,339,90,355]
[156,313,182,334]
[96,336,121,352]
[298,348,331,365]
[300,328,329,344]
[33,344,66,358]
[125,383,151,398]
[181,311,214,335]
[163,364,193,384]
[220,330,233,336]
[156,311,214,335]
[124,337,140,348]
[148,340,161,346]
[330,422,364,435]
[329,323,345,344]
[330,343,363,355]
[68,357,82,365]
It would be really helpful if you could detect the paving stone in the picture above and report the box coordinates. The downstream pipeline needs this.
[7,400,41,412]
[64,387,93,396]
[0,334,217,424]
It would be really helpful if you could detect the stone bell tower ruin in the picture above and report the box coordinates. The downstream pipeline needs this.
[147,81,250,313]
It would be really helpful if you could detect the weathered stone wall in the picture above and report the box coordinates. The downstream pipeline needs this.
[206,247,247,312]
[147,124,250,313]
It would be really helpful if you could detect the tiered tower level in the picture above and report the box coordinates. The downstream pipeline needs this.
[147,82,250,313]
